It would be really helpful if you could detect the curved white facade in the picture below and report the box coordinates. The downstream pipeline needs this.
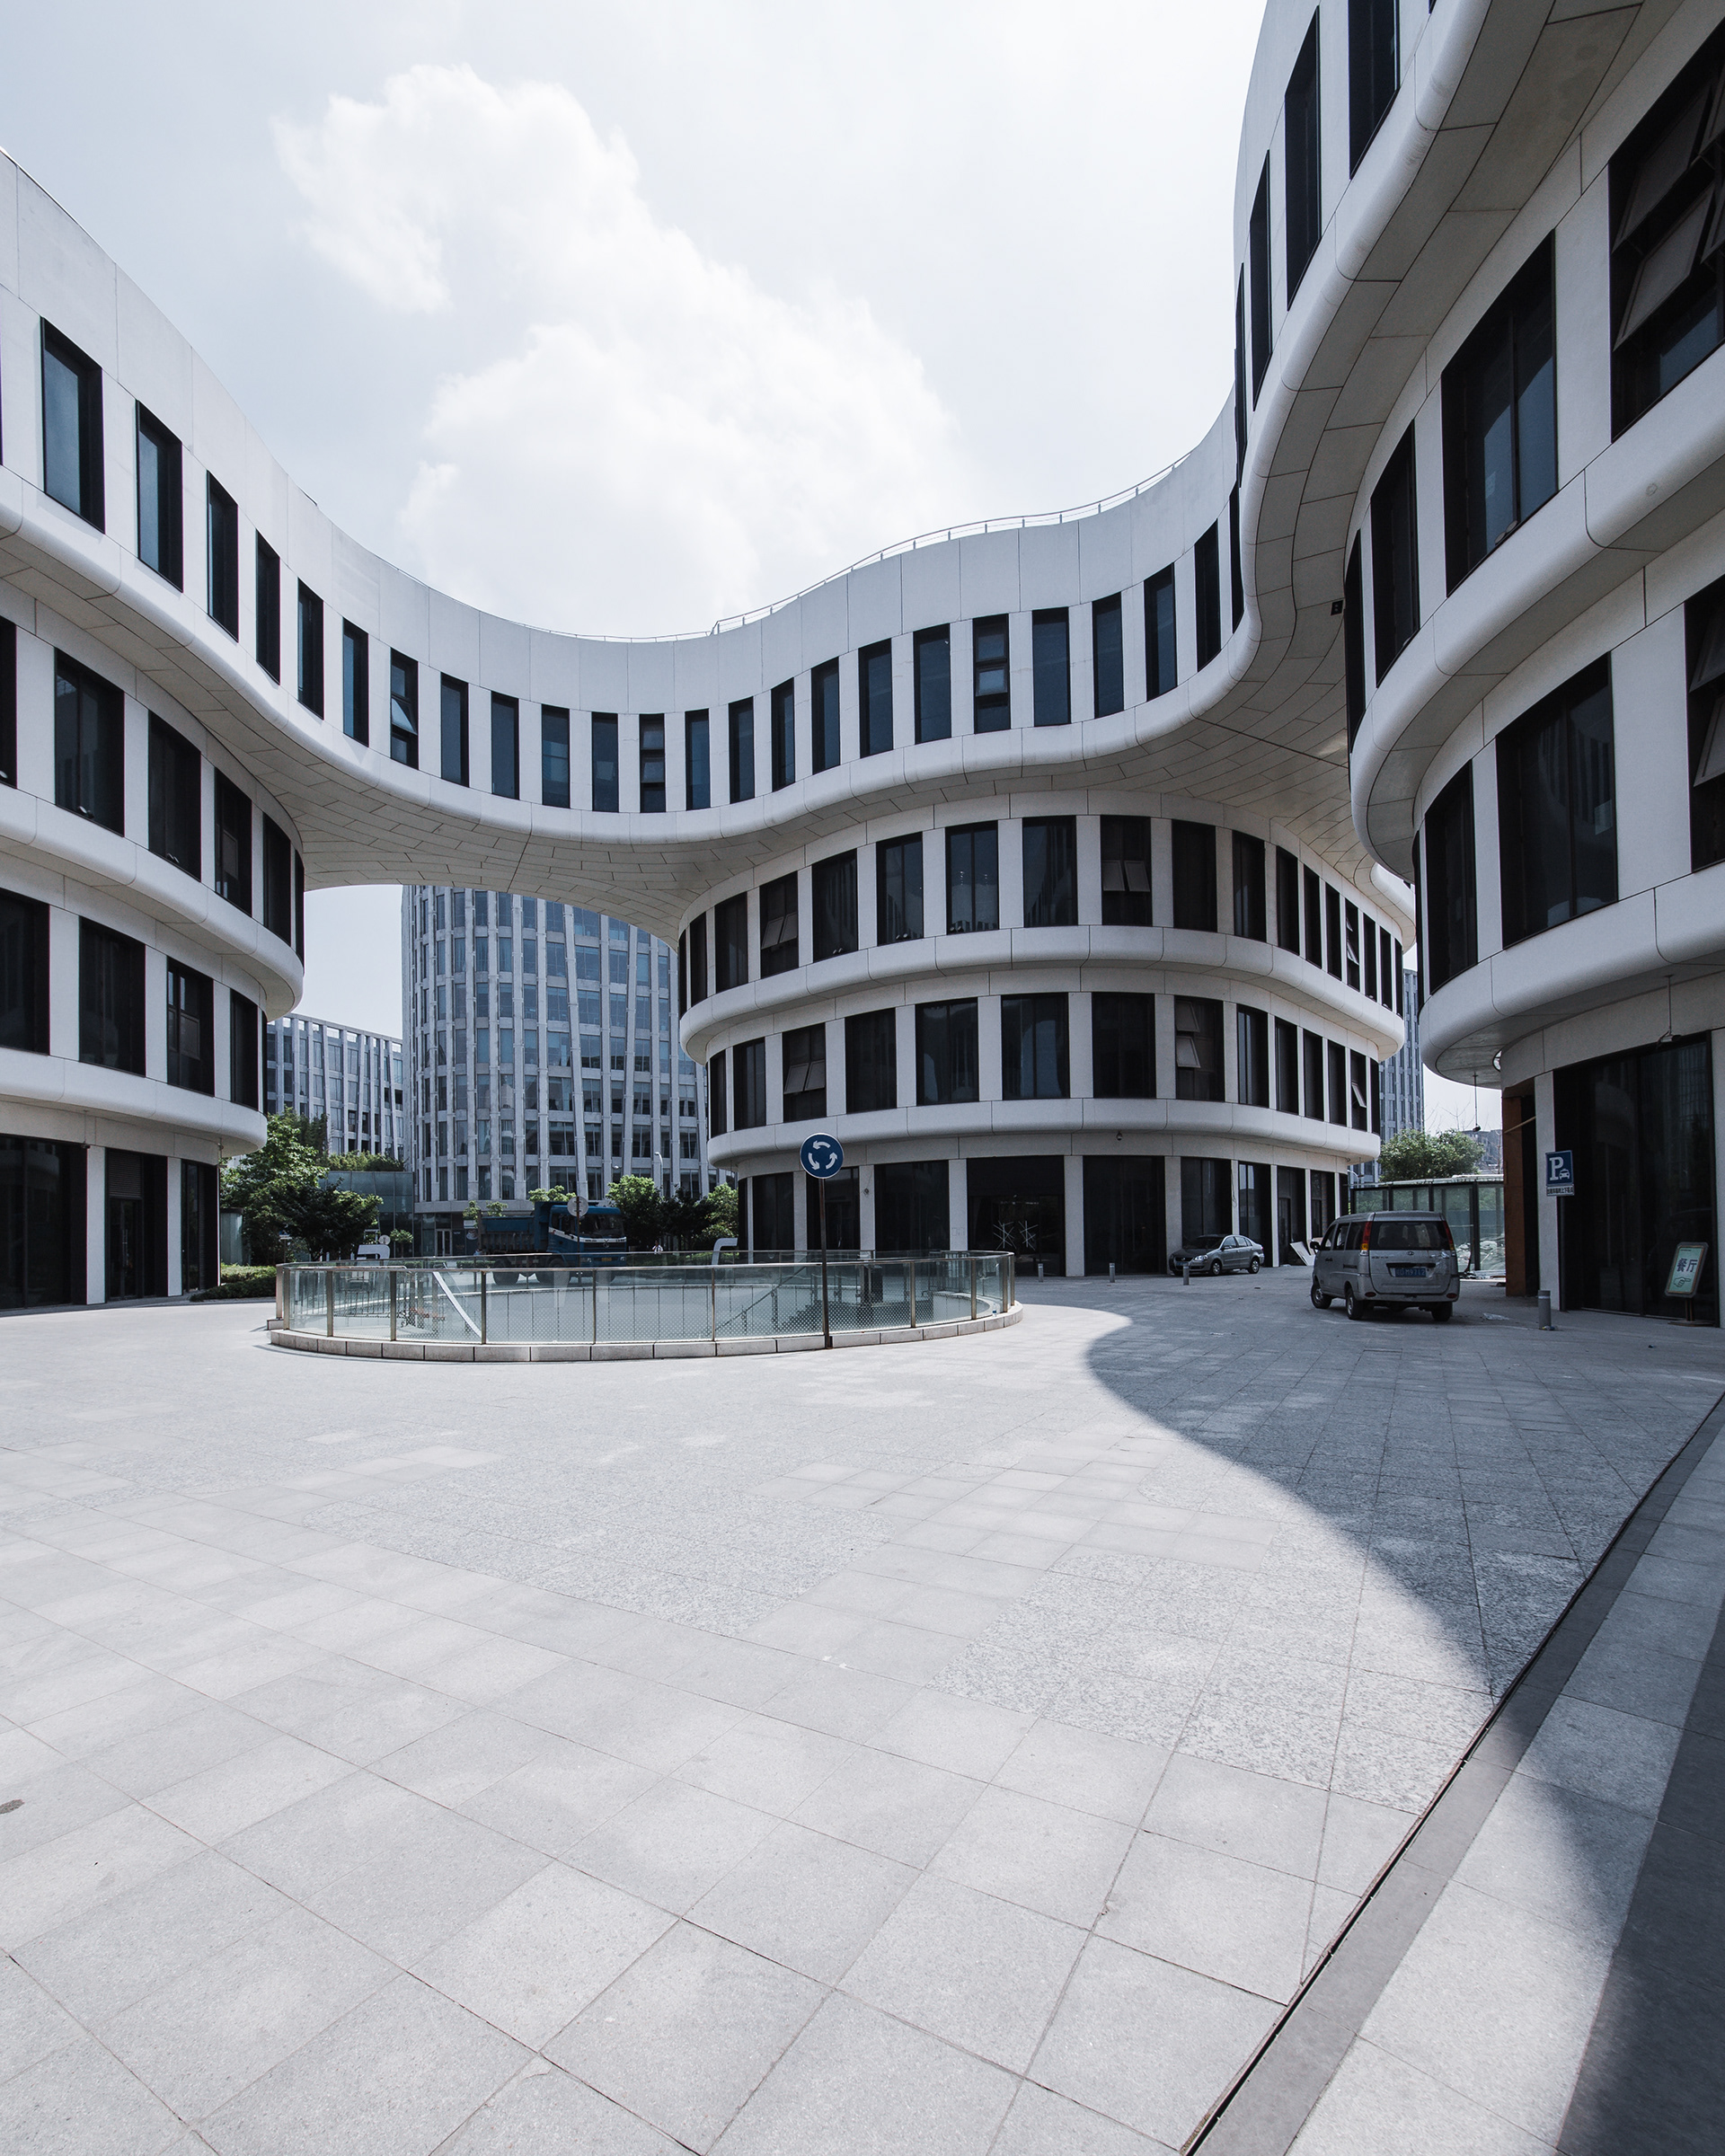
[3,0,1720,1303]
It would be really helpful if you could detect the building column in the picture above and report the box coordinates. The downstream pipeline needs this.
[1164,1154,1184,1266]
[859,1164,877,1255]
[165,1159,182,1298]
[1063,1153,1084,1277]
[85,1145,106,1304]
[1535,1069,1561,1306]
[949,1154,968,1255]
[792,1171,809,1256]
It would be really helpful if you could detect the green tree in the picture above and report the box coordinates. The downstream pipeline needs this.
[1377,1127,1483,1180]
[699,1180,739,1249]
[606,1174,665,1250]
[220,1114,381,1260]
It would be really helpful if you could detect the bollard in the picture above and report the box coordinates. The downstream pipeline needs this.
[1183,1259,1191,1286]
[1037,1261,1045,1281]
[1538,1289,1552,1331]
[1109,1261,1117,1285]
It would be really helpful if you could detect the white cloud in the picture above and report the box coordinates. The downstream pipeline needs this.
[275,65,967,633]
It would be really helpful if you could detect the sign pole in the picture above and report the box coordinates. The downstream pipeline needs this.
[819,1176,831,1349]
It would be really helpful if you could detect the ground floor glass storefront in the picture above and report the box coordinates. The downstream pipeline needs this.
[1556,1034,1719,1326]
[1,1136,84,1308]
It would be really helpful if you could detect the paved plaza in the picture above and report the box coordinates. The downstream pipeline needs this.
[1,1273,1721,2154]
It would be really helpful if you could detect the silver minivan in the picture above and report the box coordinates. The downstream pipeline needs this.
[1310,1211,1460,1321]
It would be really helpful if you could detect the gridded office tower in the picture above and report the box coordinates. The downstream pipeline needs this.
[402,887,708,1239]
[263,1013,403,1157]
[1378,972,1423,1147]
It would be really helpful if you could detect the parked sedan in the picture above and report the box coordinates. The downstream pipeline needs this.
[1168,1233,1263,1277]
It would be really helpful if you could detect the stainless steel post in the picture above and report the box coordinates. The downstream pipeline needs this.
[388,1268,397,1343]
[969,1257,978,1321]
[1538,1288,1552,1330]
[819,1177,832,1348]
[906,1259,916,1327]
[480,1268,488,1345]
[710,1267,717,1343]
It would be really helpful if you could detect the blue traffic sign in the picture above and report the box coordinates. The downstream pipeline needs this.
[800,1134,845,1180]
[1545,1149,1575,1197]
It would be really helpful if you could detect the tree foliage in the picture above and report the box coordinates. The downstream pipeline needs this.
[221,1115,381,1261]
[1377,1127,1484,1180]
[606,1175,665,1250]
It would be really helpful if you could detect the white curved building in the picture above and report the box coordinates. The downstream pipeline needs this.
[2,0,1719,1312]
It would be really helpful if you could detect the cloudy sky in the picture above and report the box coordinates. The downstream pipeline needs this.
[2,0,1490,1133]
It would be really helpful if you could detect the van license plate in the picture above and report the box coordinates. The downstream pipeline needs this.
[1389,1265,1430,1278]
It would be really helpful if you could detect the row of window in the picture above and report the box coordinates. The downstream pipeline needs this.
[680,819,1403,1013]
[1420,566,1725,994]
[1346,24,1725,742]
[0,626,305,955]
[0,887,260,1106]
[706,993,1381,1134]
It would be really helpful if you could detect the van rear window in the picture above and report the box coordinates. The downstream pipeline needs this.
[1373,1220,1446,1250]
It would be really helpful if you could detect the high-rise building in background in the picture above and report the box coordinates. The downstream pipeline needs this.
[1379,970,1424,1145]
[264,1013,403,1157]
[402,886,711,1245]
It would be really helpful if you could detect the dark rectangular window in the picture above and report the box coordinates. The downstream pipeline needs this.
[262,817,292,943]
[1145,568,1177,698]
[1349,1048,1369,1130]
[1174,996,1224,1100]
[1286,13,1322,301]
[214,773,252,915]
[677,932,686,1018]
[859,641,893,756]
[79,919,145,1074]
[1424,765,1478,990]
[973,617,1010,731]
[1250,156,1272,402]
[709,1052,726,1137]
[490,694,519,800]
[1345,901,1360,988]
[1031,610,1070,727]
[770,681,794,791]
[916,999,978,1105]
[1328,1039,1348,1125]
[715,892,748,991]
[782,1022,827,1121]
[1002,994,1069,1100]
[1383,925,1396,1007]
[1344,535,1366,747]
[1444,238,1557,592]
[812,851,858,960]
[1276,846,1300,952]
[294,853,304,959]
[1325,883,1343,978]
[147,715,199,878]
[1237,1004,1269,1107]
[205,481,238,639]
[0,888,50,1055]
[135,407,181,588]
[915,627,951,742]
[1235,274,1249,478]
[1369,1056,1382,1135]
[342,623,369,745]
[689,914,708,1003]
[733,1038,767,1131]
[877,835,924,944]
[1498,659,1616,947]
[1229,488,1244,632]
[1195,523,1223,667]
[389,652,419,768]
[1101,816,1153,926]
[1092,993,1154,1099]
[541,706,570,806]
[945,824,998,934]
[1609,22,1725,438]
[166,960,213,1094]
[638,712,664,813]
[437,675,467,785]
[1092,595,1124,717]
[1172,820,1217,932]
[845,1008,898,1113]
[1022,816,1077,927]
[296,582,323,713]
[1371,425,1420,681]
[759,871,799,977]
[1687,573,1725,869]
[811,659,841,771]
[1303,1028,1325,1118]
[0,618,15,787]
[255,537,280,681]
[54,652,124,834]
[229,990,259,1109]
[1232,832,1266,940]
[1182,1157,1233,1244]
[40,323,103,528]
[1276,1017,1299,1111]
[1349,0,1399,172]
[1363,911,1378,998]
[1304,863,1322,965]
[729,697,755,802]
[591,712,619,812]
[684,709,709,808]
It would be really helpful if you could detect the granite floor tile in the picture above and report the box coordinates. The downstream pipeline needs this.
[929,1784,1132,1926]
[689,1819,916,1983]
[0,2034,184,2156]
[574,1776,780,1911]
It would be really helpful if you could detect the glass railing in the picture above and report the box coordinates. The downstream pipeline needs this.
[279,1252,1014,1347]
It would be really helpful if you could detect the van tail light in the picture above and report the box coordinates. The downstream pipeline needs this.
[1358,1224,1371,1252]
[1440,1223,1455,1250]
